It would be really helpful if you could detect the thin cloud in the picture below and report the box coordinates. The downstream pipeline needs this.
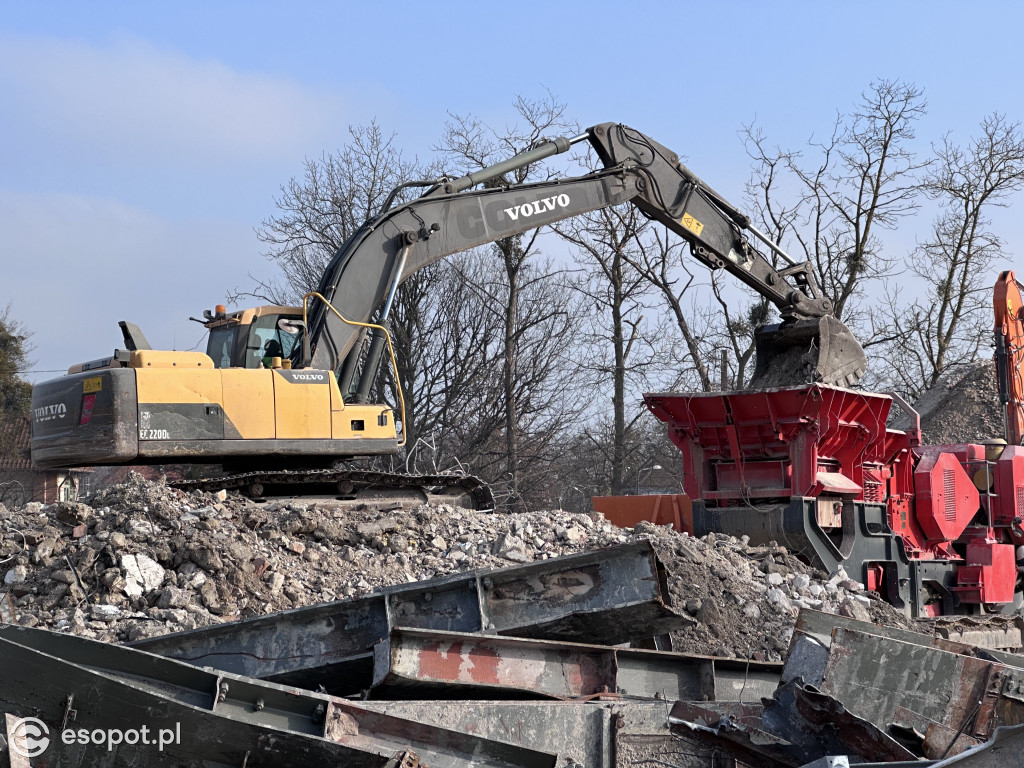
[0,33,347,170]
[0,189,272,379]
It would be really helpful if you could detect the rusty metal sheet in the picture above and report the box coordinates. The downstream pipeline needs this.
[763,679,917,763]
[890,704,983,759]
[815,627,1024,742]
[372,627,780,701]
[924,721,984,760]
[669,699,800,767]
[790,609,1024,671]
[131,541,689,691]
[0,624,556,768]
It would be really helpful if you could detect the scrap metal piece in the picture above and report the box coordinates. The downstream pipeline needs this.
[929,722,1024,767]
[0,624,555,768]
[366,699,687,768]
[763,679,918,764]
[133,541,689,692]
[372,627,780,701]
[930,616,1024,652]
[889,704,984,759]
[668,699,801,767]
[373,701,772,768]
[787,609,1024,673]
[784,615,1024,748]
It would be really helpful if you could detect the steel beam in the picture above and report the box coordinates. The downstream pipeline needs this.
[364,700,696,768]
[0,624,555,768]
[132,541,689,691]
[789,609,1024,669]
[372,627,781,701]
[784,617,1024,754]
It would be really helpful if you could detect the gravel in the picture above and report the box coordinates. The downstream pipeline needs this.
[892,360,1004,445]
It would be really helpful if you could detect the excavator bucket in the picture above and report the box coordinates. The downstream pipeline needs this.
[749,315,867,389]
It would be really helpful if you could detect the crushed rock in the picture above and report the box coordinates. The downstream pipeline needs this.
[0,473,910,661]
[892,360,1004,445]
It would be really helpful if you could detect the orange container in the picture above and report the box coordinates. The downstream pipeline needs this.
[592,494,693,533]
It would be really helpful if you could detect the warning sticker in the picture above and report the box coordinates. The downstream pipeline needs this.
[681,213,704,236]
[83,377,103,394]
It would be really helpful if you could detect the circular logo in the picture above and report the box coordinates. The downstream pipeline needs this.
[9,717,50,758]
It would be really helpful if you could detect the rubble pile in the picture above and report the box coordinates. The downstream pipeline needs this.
[892,359,1004,444]
[3,474,1022,766]
[0,473,901,659]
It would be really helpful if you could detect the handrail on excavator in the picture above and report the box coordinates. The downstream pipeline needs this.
[302,291,407,448]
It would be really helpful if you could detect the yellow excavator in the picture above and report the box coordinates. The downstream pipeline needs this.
[30,123,867,506]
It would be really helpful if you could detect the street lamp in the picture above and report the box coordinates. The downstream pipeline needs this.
[636,463,663,495]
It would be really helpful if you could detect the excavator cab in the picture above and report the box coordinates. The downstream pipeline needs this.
[202,306,305,370]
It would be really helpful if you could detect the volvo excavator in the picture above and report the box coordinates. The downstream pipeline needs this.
[30,123,867,505]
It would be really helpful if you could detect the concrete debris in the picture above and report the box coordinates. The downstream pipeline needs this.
[0,473,906,661]
[4,473,1024,766]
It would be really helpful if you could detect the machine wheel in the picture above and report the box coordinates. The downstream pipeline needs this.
[246,482,265,498]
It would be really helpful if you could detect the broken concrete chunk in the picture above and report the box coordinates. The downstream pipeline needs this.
[838,597,872,623]
[122,552,165,596]
[187,545,224,572]
[157,585,188,609]
[126,518,159,537]
[91,604,122,622]
[54,501,93,526]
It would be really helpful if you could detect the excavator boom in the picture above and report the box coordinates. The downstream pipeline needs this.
[31,122,867,497]
[309,123,866,393]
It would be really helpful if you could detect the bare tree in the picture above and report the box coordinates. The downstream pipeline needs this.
[884,113,1024,397]
[556,203,656,495]
[389,254,499,469]
[435,93,580,505]
[625,229,713,391]
[254,121,422,304]
[744,80,930,333]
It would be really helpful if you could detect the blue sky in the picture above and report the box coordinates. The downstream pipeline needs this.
[3,1,1024,377]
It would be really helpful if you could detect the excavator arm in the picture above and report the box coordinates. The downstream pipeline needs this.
[995,269,1024,444]
[306,122,866,394]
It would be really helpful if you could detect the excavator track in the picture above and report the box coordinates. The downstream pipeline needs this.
[171,469,495,511]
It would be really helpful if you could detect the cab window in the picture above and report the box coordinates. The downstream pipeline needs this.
[246,315,303,368]
[207,326,240,369]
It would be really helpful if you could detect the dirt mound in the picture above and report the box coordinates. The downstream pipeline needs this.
[0,473,908,661]
[892,361,1005,445]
